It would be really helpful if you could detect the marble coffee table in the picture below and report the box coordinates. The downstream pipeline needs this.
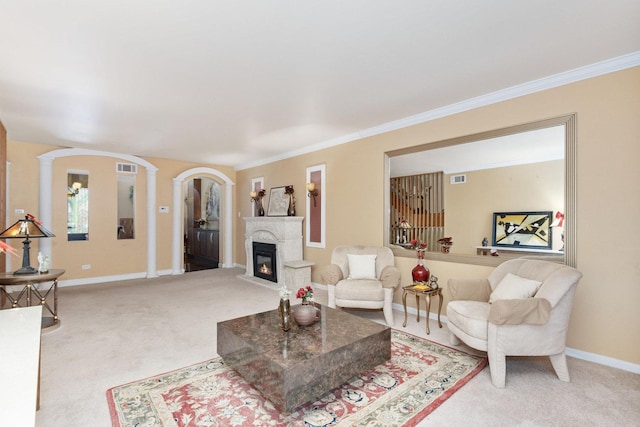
[217,305,390,412]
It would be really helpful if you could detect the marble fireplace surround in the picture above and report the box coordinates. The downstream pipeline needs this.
[242,217,305,290]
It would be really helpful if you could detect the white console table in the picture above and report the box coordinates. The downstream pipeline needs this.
[0,306,42,427]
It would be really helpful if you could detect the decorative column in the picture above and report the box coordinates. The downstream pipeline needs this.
[38,156,54,262]
[146,168,158,278]
[223,182,234,268]
[171,177,183,275]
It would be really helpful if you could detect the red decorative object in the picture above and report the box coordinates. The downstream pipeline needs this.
[412,259,430,283]
[409,240,430,283]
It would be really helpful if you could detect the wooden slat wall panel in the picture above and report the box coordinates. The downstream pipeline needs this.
[390,172,444,251]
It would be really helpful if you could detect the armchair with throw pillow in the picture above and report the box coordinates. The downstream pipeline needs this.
[319,246,401,326]
[446,258,582,388]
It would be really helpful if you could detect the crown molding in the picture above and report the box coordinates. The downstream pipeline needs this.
[236,51,640,171]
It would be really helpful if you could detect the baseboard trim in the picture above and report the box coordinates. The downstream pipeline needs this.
[391,301,640,375]
[57,269,174,288]
[57,276,640,374]
[565,348,640,374]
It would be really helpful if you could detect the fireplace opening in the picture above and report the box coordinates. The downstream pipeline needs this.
[253,242,277,282]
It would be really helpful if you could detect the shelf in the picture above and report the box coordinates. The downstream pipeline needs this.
[476,246,563,256]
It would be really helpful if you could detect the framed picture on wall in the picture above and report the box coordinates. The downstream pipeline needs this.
[492,211,553,249]
[267,186,290,216]
[306,164,326,248]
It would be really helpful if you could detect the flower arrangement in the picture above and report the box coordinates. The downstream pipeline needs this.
[284,185,296,216]
[279,285,291,300]
[438,237,454,253]
[409,239,428,258]
[250,189,266,201]
[296,285,314,303]
[250,189,266,216]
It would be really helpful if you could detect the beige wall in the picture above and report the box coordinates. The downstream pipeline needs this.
[237,67,640,365]
[5,67,639,365]
[5,143,236,278]
[445,160,565,254]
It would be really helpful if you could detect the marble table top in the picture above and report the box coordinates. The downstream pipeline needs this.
[217,304,391,411]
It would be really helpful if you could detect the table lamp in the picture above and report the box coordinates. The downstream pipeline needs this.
[0,214,55,275]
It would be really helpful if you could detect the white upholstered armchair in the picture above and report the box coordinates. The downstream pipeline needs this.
[319,246,401,326]
[446,258,582,388]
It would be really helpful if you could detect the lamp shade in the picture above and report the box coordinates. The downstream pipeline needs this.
[0,215,55,275]
[399,219,412,229]
[0,216,55,239]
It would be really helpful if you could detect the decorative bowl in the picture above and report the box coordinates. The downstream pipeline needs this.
[293,304,317,326]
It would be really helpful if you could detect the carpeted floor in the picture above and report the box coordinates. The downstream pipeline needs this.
[107,330,486,426]
[35,268,640,426]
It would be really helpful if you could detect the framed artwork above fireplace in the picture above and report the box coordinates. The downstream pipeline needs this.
[267,186,290,216]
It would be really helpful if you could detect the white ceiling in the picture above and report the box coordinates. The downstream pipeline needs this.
[390,125,566,177]
[1,1,639,169]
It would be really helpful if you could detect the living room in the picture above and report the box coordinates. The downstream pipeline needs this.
[1,2,639,426]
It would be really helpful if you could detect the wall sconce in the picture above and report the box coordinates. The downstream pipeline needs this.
[67,181,82,197]
[307,183,319,207]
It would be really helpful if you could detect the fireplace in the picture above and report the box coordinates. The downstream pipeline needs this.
[252,242,277,282]
[243,217,304,288]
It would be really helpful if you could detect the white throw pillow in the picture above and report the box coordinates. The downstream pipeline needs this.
[347,254,377,280]
[489,273,543,303]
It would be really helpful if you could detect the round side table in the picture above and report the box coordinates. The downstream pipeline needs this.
[0,269,65,330]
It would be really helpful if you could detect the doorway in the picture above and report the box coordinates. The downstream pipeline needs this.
[184,177,221,272]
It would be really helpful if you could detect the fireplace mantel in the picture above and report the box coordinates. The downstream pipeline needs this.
[243,217,304,289]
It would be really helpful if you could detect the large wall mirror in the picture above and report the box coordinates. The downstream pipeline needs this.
[67,171,89,241]
[385,115,576,267]
[117,175,135,239]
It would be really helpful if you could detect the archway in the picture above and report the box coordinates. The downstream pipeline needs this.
[172,167,234,274]
[38,148,159,278]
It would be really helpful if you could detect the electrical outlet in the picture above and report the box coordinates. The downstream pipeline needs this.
[82,264,91,270]
[15,209,24,214]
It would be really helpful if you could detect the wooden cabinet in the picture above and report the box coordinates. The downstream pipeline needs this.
[185,177,220,268]
[188,228,219,267]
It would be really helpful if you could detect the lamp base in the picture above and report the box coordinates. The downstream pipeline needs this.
[14,266,39,275]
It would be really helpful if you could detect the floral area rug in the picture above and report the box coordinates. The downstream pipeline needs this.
[107,330,486,427]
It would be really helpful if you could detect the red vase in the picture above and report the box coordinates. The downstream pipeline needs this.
[412,258,430,283]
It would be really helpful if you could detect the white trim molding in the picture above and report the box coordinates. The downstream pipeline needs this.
[250,176,265,217]
[392,302,640,375]
[37,148,159,278]
[306,164,325,248]
[237,51,640,171]
[172,167,235,274]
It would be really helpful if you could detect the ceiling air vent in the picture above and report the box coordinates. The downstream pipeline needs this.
[116,162,137,174]
[450,174,466,184]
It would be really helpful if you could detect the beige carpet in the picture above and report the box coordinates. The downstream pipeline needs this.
[35,268,639,426]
